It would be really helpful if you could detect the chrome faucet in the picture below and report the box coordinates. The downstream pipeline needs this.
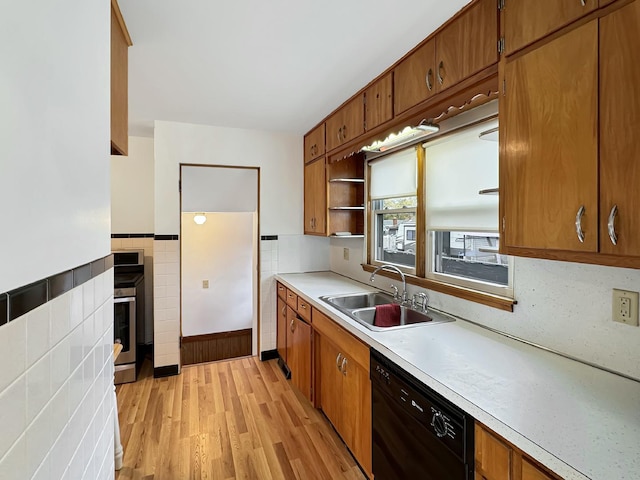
[412,292,429,312]
[370,265,408,305]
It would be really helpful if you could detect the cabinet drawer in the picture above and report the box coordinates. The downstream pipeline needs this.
[277,282,287,300]
[312,308,369,372]
[286,289,298,309]
[475,423,512,479]
[297,298,311,322]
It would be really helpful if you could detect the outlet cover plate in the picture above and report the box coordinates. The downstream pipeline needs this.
[612,289,639,326]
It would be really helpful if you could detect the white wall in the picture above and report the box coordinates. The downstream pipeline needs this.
[154,121,302,235]
[330,237,640,380]
[0,1,114,479]
[153,121,313,362]
[111,136,155,234]
[181,213,255,336]
[0,0,111,294]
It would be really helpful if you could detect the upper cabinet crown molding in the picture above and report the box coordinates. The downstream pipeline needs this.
[111,0,132,156]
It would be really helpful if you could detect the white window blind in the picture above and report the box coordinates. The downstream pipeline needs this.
[369,147,418,200]
[425,120,499,231]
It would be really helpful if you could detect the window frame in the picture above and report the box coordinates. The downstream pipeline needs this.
[364,102,515,310]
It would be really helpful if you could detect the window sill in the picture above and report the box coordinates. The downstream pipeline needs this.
[361,264,516,312]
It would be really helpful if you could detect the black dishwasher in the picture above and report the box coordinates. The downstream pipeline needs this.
[371,349,474,480]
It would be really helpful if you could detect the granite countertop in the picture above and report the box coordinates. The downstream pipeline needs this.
[276,271,640,480]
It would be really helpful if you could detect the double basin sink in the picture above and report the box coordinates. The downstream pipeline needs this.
[320,291,455,332]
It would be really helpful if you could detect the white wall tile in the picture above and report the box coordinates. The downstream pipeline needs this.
[31,454,49,480]
[82,280,95,320]
[0,376,26,460]
[50,337,70,394]
[0,435,26,480]
[50,293,71,347]
[26,304,50,367]
[26,409,52,478]
[26,354,51,424]
[0,316,26,393]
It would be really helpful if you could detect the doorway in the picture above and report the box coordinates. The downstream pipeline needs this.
[179,164,260,365]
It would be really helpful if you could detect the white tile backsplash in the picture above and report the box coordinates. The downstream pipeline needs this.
[0,269,116,480]
[154,239,181,370]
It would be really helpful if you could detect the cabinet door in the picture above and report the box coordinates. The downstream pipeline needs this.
[475,424,512,480]
[290,318,312,401]
[111,4,129,155]
[394,39,436,115]
[340,355,372,476]
[599,0,640,256]
[522,458,555,480]
[285,306,296,368]
[365,73,393,131]
[326,96,364,151]
[319,336,342,430]
[501,21,598,252]
[276,297,287,361]
[304,157,326,235]
[436,0,497,93]
[504,0,598,55]
[304,124,325,163]
[461,0,498,78]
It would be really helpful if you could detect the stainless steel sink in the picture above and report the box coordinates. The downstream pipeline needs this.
[321,291,395,310]
[319,291,455,331]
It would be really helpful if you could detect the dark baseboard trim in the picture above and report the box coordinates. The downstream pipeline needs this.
[154,364,179,378]
[181,329,252,343]
[260,349,279,361]
[1,253,114,326]
[181,329,252,365]
[278,357,291,379]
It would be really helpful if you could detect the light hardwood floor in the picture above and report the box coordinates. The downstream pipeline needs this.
[115,357,366,480]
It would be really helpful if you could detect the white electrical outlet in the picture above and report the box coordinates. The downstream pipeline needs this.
[612,289,639,326]
[203,280,209,289]
[343,248,349,261]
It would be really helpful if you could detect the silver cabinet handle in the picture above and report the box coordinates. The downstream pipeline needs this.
[337,127,342,143]
[575,205,585,243]
[608,204,618,245]
[342,125,347,140]
[336,353,343,371]
[580,0,586,6]
[437,61,445,85]
[281,305,286,316]
[341,357,347,376]
[290,319,295,333]
[426,68,433,91]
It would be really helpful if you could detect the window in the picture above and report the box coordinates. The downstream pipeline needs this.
[424,117,512,297]
[365,101,514,303]
[369,147,419,272]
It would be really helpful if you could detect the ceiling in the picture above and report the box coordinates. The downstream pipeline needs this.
[119,0,471,136]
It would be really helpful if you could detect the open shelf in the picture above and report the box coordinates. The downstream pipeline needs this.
[329,234,365,238]
[329,206,365,210]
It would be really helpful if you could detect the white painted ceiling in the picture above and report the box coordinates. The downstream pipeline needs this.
[119,0,471,136]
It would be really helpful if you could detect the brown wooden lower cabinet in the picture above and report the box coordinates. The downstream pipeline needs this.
[314,308,372,477]
[286,306,312,402]
[276,296,287,361]
[476,423,560,480]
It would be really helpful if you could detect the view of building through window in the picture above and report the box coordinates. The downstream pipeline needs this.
[372,196,417,269]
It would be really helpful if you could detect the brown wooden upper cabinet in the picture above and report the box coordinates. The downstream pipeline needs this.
[394,0,498,116]
[503,0,598,55]
[365,73,393,131]
[501,21,598,253]
[599,0,640,257]
[304,123,325,163]
[111,0,132,156]
[304,157,327,235]
[502,0,640,259]
[326,95,365,151]
[394,39,436,115]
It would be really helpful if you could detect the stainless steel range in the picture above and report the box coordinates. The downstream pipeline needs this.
[113,250,145,384]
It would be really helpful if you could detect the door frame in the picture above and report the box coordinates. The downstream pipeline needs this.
[179,163,261,358]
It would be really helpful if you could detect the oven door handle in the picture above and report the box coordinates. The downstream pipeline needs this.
[114,297,136,303]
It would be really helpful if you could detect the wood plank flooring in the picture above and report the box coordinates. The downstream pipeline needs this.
[115,357,366,480]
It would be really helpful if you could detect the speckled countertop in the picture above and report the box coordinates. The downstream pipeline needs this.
[276,271,640,480]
